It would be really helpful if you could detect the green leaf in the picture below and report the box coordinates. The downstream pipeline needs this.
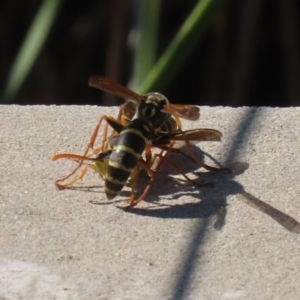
[2,0,62,103]
[139,0,225,94]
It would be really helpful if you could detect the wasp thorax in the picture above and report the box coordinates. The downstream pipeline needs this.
[137,92,170,128]
[145,92,169,106]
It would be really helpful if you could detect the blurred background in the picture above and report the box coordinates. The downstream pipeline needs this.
[1,0,300,106]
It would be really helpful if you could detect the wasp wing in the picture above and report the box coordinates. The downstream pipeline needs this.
[161,104,200,121]
[171,129,222,141]
[88,75,144,103]
[152,128,222,148]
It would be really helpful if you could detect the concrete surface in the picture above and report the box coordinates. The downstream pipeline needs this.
[0,105,300,300]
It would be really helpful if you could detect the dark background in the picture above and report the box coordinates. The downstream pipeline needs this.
[1,0,300,106]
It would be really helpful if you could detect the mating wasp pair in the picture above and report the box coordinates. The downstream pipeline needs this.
[52,76,227,208]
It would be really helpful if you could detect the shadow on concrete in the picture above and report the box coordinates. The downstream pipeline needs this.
[139,107,300,300]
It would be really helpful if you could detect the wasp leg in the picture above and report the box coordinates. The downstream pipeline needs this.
[52,153,100,189]
[55,164,98,189]
[125,145,160,205]
[125,143,174,208]
[144,144,153,164]
[155,144,231,173]
[150,152,213,188]
[53,115,122,186]
[81,116,121,159]
[124,166,145,205]
[125,142,218,208]
[183,139,231,173]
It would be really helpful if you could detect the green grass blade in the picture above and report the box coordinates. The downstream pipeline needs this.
[138,0,225,94]
[131,0,160,91]
[2,0,62,104]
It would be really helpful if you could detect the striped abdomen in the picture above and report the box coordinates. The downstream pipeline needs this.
[154,116,178,139]
[105,118,152,199]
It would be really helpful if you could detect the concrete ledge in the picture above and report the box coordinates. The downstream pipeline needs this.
[0,105,300,299]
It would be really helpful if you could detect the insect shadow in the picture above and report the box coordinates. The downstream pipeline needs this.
[68,146,300,233]
[124,152,242,230]
[124,147,300,234]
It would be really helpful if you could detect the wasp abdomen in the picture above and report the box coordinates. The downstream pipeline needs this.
[105,118,152,199]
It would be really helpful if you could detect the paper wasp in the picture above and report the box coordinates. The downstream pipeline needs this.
[53,131,218,207]
[53,76,226,207]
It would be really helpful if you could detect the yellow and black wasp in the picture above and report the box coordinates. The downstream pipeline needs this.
[53,76,226,207]
[52,132,211,207]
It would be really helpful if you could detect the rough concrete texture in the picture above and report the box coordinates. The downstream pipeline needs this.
[0,105,300,300]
